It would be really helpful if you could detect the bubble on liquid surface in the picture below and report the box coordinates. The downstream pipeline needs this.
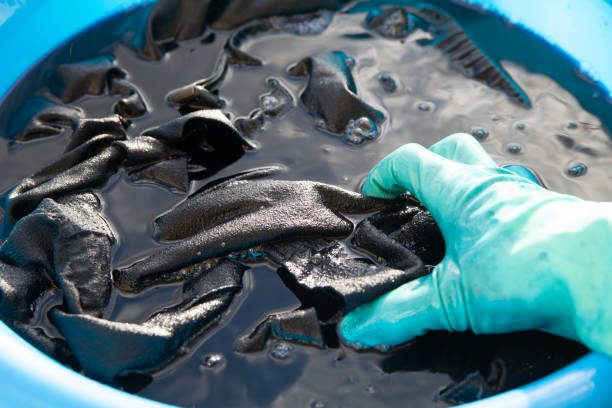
[567,162,587,177]
[344,117,379,144]
[311,402,326,408]
[345,55,356,68]
[261,95,280,113]
[417,101,434,112]
[201,353,225,368]
[378,72,397,93]
[365,385,377,395]
[507,143,524,154]
[270,342,293,360]
[311,253,322,265]
[471,128,489,140]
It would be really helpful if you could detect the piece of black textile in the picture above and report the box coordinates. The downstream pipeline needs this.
[0,194,114,316]
[1,110,251,236]
[166,83,224,115]
[50,58,146,113]
[140,0,212,60]
[49,57,148,118]
[264,238,426,321]
[365,5,530,107]
[289,51,385,134]
[234,307,325,352]
[51,259,246,386]
[353,203,445,266]
[233,197,443,350]
[165,9,333,110]
[14,103,84,142]
[142,109,256,180]
[207,0,345,30]
[114,166,387,292]
[65,115,129,152]
[0,145,125,237]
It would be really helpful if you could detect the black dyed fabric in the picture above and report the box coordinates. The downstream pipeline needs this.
[50,259,245,385]
[114,167,387,292]
[0,2,546,403]
[289,50,386,134]
[366,5,531,107]
[14,101,84,142]
[231,195,443,351]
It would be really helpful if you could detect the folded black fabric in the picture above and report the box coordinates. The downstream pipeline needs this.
[366,5,531,107]
[115,167,387,292]
[289,51,385,136]
[51,259,246,386]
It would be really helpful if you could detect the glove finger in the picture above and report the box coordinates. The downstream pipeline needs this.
[429,133,497,166]
[361,143,469,219]
[339,271,449,351]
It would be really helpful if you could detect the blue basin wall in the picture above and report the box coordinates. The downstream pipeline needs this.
[0,1,611,407]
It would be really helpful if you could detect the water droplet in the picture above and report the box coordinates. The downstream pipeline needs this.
[566,122,578,130]
[311,402,326,408]
[270,342,293,360]
[345,56,356,68]
[311,253,323,265]
[322,146,333,153]
[260,95,280,113]
[378,72,397,93]
[368,264,378,271]
[491,115,501,121]
[592,91,601,99]
[376,256,386,265]
[516,123,526,130]
[342,176,349,182]
[365,385,377,395]
[201,353,225,368]
[344,117,379,144]
[220,242,226,248]
[567,162,587,177]
[471,128,489,140]
[506,143,523,154]
[417,102,433,112]
[315,118,326,129]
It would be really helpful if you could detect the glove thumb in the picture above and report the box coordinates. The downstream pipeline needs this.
[339,260,465,350]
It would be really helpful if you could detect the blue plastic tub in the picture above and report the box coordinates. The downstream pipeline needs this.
[1,1,612,407]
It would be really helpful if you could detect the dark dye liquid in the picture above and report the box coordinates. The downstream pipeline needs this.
[0,1,608,407]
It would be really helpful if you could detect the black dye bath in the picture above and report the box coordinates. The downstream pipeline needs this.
[0,1,609,406]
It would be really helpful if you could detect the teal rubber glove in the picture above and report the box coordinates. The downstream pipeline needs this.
[340,133,612,356]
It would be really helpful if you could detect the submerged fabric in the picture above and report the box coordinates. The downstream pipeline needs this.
[0,0,553,403]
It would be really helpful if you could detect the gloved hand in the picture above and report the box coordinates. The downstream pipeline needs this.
[340,132,612,357]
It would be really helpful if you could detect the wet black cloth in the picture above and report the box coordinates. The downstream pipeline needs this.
[1,109,252,235]
[14,102,84,142]
[0,193,114,316]
[366,5,531,107]
[233,196,443,349]
[50,259,246,385]
[207,0,345,30]
[289,51,385,134]
[50,58,147,116]
[114,167,387,292]
[234,307,325,352]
